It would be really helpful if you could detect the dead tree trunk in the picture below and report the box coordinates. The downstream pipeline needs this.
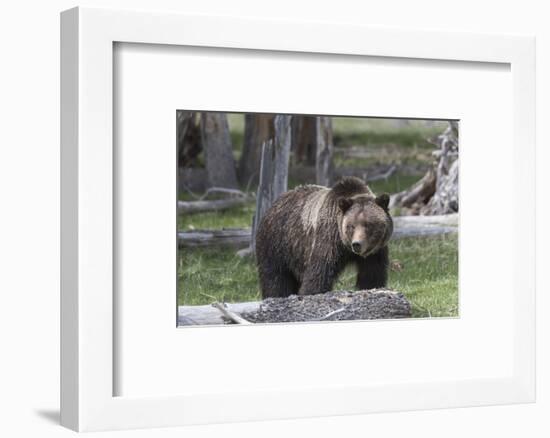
[292,116,334,183]
[272,115,292,195]
[177,111,202,167]
[177,110,191,155]
[238,115,292,257]
[237,114,275,185]
[200,113,239,189]
[247,140,275,256]
[422,122,459,214]
[292,116,318,165]
[390,121,459,215]
[316,116,334,186]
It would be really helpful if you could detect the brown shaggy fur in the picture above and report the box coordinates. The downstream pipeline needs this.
[256,177,393,298]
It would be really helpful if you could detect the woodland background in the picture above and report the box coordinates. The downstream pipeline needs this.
[177,112,459,318]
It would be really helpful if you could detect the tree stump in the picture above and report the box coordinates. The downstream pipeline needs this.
[390,121,459,215]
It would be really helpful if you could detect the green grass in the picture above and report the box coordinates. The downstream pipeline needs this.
[177,234,458,319]
[178,202,255,230]
[178,246,261,305]
[331,117,446,149]
[393,234,459,318]
[334,234,458,318]
[368,174,422,195]
[332,144,433,169]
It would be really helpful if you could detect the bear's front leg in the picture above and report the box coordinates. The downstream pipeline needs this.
[356,246,389,290]
[298,265,338,296]
[258,266,300,298]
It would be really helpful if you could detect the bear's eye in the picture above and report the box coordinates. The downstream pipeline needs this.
[346,224,355,231]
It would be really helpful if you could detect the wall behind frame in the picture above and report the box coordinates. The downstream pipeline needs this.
[0,0,548,437]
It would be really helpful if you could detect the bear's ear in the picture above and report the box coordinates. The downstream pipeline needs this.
[375,193,390,211]
[338,197,354,213]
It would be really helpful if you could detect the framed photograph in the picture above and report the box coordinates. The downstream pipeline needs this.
[175,112,457,326]
[61,7,535,432]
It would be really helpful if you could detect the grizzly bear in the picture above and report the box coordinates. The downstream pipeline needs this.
[255,177,393,298]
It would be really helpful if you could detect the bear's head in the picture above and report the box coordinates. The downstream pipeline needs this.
[338,193,393,257]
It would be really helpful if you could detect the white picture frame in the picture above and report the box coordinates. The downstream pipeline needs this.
[60,6,536,432]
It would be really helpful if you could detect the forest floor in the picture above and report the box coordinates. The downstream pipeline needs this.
[177,118,459,319]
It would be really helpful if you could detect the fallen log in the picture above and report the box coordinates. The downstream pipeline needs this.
[392,225,457,239]
[178,228,251,248]
[178,301,259,325]
[392,213,458,227]
[389,168,436,209]
[211,302,252,325]
[199,187,248,200]
[177,197,252,214]
[177,214,458,248]
[392,213,458,238]
[178,289,411,326]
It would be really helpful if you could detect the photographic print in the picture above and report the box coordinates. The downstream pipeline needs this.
[177,112,458,326]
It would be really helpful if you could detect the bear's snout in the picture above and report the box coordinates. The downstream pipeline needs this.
[352,241,362,253]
